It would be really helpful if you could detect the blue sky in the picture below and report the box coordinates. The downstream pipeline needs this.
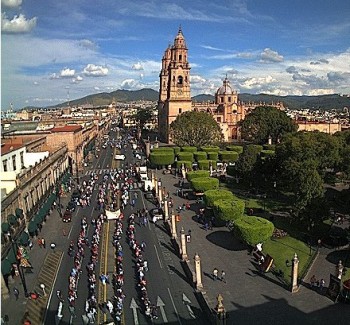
[2,0,350,109]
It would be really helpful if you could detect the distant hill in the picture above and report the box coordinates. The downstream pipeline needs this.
[24,88,349,111]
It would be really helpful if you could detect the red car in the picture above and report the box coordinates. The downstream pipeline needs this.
[62,211,72,223]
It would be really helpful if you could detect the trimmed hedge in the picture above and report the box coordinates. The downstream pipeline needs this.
[226,145,244,154]
[149,152,175,166]
[151,147,174,152]
[194,152,207,161]
[261,150,275,158]
[198,160,217,170]
[213,198,245,221]
[207,152,219,161]
[191,177,219,193]
[201,146,220,152]
[175,160,192,169]
[187,170,210,181]
[181,146,197,152]
[263,144,276,151]
[173,147,181,154]
[204,189,234,207]
[246,144,263,153]
[233,216,274,246]
[177,152,194,162]
[219,151,239,162]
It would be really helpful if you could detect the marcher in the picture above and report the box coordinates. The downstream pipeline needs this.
[28,240,33,250]
[37,237,43,248]
[213,268,218,281]
[310,275,317,289]
[13,287,19,300]
[221,270,226,283]
[319,278,325,293]
[41,237,46,249]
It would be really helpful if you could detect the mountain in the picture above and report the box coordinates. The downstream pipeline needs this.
[27,88,349,111]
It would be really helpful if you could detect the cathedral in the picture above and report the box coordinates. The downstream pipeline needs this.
[157,27,247,143]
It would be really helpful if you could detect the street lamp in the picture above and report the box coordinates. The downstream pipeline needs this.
[8,233,29,297]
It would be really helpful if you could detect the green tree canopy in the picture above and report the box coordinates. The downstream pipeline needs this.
[240,106,297,144]
[132,107,155,129]
[169,111,223,147]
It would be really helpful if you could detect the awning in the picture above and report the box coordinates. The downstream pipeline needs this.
[1,258,13,276]
[8,214,17,226]
[1,222,10,233]
[33,213,44,224]
[19,232,30,246]
[6,248,17,264]
[15,208,24,218]
[28,221,38,234]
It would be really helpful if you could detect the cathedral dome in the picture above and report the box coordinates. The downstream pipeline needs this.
[216,77,235,95]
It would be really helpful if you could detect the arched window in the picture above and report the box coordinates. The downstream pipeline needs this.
[179,54,182,61]
[177,76,183,85]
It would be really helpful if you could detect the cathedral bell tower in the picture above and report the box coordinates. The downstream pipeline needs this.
[158,27,192,143]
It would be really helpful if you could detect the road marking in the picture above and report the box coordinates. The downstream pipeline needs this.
[182,293,196,319]
[167,288,182,325]
[157,296,168,323]
[130,298,139,325]
[154,244,163,269]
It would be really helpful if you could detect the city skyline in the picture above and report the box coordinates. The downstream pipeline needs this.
[2,0,350,109]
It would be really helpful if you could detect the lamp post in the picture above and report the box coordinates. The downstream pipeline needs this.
[8,233,29,297]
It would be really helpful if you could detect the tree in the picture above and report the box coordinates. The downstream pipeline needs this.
[240,106,297,144]
[169,111,223,147]
[133,107,154,129]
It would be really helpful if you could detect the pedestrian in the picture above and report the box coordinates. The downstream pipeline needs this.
[13,287,19,300]
[221,270,226,283]
[319,278,325,293]
[41,237,46,249]
[37,237,43,248]
[213,268,218,281]
[28,240,33,250]
[310,275,317,289]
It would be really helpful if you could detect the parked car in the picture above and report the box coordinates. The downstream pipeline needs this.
[150,208,164,223]
[62,211,72,223]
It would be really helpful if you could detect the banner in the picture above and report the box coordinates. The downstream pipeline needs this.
[105,209,121,220]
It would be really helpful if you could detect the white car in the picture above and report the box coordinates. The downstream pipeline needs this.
[115,154,126,160]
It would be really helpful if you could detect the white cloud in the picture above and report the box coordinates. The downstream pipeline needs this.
[121,79,139,89]
[83,64,108,76]
[240,75,275,89]
[260,48,284,63]
[49,73,60,80]
[1,0,22,8]
[1,13,37,33]
[79,39,97,51]
[76,75,83,81]
[132,62,144,70]
[60,68,75,77]
[190,75,206,84]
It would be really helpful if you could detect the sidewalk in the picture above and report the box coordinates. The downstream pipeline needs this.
[1,193,71,325]
[154,169,350,324]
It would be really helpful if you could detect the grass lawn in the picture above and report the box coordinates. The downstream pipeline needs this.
[263,235,315,284]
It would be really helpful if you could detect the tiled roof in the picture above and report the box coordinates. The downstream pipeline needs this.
[51,125,82,132]
[1,143,24,155]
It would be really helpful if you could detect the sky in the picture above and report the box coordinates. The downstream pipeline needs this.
[1,0,350,110]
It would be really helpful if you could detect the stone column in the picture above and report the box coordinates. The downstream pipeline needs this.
[164,199,169,221]
[194,253,203,289]
[291,253,300,293]
[180,227,188,261]
[145,141,151,158]
[154,177,158,196]
[158,184,163,203]
[151,172,155,189]
[171,214,177,239]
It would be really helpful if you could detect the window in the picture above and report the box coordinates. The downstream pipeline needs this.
[3,159,8,172]
[179,55,182,61]
[12,155,16,171]
[179,108,182,114]
[228,97,232,102]
[20,152,25,169]
[217,117,221,122]
[220,97,224,103]
[177,76,183,85]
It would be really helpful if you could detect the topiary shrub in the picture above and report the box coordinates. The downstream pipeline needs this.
[151,147,174,153]
[260,150,275,158]
[226,145,244,154]
[219,151,239,162]
[263,144,276,151]
[201,146,220,152]
[194,152,207,161]
[191,177,219,193]
[175,160,192,169]
[173,146,181,154]
[198,160,217,170]
[177,152,194,162]
[149,152,175,166]
[187,170,210,181]
[247,144,263,153]
[213,198,245,221]
[207,152,219,161]
[181,146,198,152]
[204,189,234,207]
[233,216,274,246]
